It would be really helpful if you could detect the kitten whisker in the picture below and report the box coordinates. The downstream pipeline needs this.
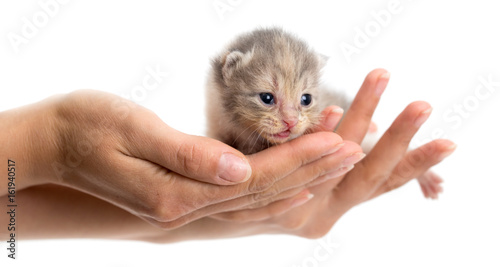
[248,125,264,153]
[231,122,260,147]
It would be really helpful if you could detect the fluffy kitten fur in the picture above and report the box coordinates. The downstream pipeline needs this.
[206,28,349,154]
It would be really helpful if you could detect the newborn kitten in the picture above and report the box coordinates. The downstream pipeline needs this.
[206,28,348,154]
[206,28,441,198]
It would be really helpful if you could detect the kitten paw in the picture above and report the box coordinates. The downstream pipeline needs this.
[417,170,443,199]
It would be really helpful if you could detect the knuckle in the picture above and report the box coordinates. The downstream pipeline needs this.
[148,194,191,223]
[393,160,414,179]
[310,163,328,180]
[408,149,426,167]
[150,204,182,223]
[177,142,205,176]
[419,141,438,157]
[386,126,413,146]
[247,173,275,194]
[252,186,280,202]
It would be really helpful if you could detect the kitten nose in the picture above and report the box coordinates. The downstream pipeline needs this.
[283,118,298,129]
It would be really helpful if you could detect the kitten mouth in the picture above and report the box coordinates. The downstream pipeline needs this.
[270,130,291,139]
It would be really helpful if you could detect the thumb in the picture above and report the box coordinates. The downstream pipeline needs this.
[134,124,252,185]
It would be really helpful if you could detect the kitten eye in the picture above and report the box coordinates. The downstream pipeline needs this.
[259,93,275,105]
[301,94,312,106]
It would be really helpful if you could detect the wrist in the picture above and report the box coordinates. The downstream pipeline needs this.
[30,95,66,185]
[0,95,65,191]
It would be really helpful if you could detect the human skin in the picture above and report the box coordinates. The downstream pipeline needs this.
[0,87,361,235]
[0,69,455,241]
[210,69,456,238]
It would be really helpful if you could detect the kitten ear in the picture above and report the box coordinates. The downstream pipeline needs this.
[317,53,329,69]
[222,49,254,80]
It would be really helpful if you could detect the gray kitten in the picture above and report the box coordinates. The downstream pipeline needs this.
[206,28,441,198]
[206,28,349,154]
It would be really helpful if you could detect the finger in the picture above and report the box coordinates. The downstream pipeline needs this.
[244,131,344,194]
[210,189,314,222]
[307,165,354,188]
[152,138,361,228]
[368,121,378,133]
[310,105,344,133]
[368,139,456,200]
[239,142,359,210]
[140,131,343,226]
[305,140,364,192]
[203,142,361,214]
[362,101,433,178]
[129,119,252,185]
[333,101,433,206]
[246,140,362,201]
[336,69,390,143]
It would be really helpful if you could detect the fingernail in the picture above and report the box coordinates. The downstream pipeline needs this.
[438,142,457,160]
[446,142,457,151]
[332,107,344,114]
[325,165,354,180]
[324,108,344,130]
[414,107,433,127]
[323,142,345,156]
[342,152,366,166]
[217,153,252,183]
[291,193,314,208]
[375,72,390,97]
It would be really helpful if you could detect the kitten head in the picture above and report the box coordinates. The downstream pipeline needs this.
[212,28,326,145]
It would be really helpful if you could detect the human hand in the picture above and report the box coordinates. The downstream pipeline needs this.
[7,90,365,229]
[210,69,456,237]
[6,73,452,240]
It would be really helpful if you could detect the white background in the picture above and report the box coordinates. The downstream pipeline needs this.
[1,0,499,266]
